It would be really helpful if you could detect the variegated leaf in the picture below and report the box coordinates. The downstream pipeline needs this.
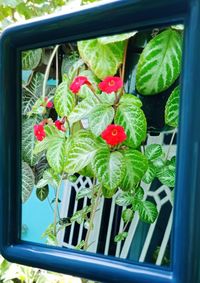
[165,85,180,127]
[65,130,101,174]
[92,147,125,190]
[142,161,156,184]
[22,48,42,70]
[46,138,66,173]
[137,201,158,223]
[89,104,114,136]
[136,29,182,95]
[22,117,42,166]
[120,149,148,191]
[54,81,75,117]
[98,31,137,44]
[115,104,147,148]
[78,39,125,80]
[68,95,100,125]
[119,94,142,108]
[22,161,34,203]
[22,72,44,115]
[145,144,163,161]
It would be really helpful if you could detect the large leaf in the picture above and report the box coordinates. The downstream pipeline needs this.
[92,147,125,190]
[22,117,42,166]
[89,104,114,136]
[46,137,66,173]
[137,201,158,223]
[22,161,34,203]
[65,130,101,174]
[165,85,180,127]
[78,39,125,80]
[22,48,42,70]
[120,149,148,191]
[119,94,142,108]
[68,94,99,124]
[115,104,147,148]
[98,31,137,44]
[22,72,44,115]
[54,81,75,117]
[136,29,182,95]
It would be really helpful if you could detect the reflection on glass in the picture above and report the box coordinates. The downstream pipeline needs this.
[21,24,184,267]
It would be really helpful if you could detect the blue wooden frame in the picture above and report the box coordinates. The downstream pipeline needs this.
[1,0,200,282]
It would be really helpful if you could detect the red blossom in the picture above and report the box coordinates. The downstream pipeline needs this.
[70,76,91,94]
[98,76,123,94]
[101,124,127,146]
[44,97,53,108]
[55,120,66,132]
[34,124,46,141]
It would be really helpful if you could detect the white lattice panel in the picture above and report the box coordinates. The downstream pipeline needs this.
[57,131,176,266]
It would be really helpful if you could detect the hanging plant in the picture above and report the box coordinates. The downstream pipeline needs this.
[21,26,183,251]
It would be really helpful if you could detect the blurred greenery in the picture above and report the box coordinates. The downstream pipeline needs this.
[0,0,103,30]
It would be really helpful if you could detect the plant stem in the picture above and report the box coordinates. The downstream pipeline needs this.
[165,129,177,161]
[83,181,101,250]
[53,173,64,236]
[42,45,59,99]
[120,40,129,96]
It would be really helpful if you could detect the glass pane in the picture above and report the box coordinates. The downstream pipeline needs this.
[21,24,184,268]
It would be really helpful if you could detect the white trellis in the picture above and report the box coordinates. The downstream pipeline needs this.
[57,132,176,265]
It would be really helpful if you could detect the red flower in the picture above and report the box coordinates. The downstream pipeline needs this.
[55,120,66,132]
[44,97,53,108]
[101,124,127,146]
[34,124,46,141]
[99,76,123,94]
[70,76,91,94]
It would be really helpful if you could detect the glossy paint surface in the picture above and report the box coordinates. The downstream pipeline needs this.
[1,0,200,282]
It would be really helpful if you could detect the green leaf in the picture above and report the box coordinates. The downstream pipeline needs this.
[122,208,134,222]
[115,104,147,148]
[22,117,42,166]
[120,149,148,191]
[98,31,137,44]
[145,144,163,161]
[165,86,180,127]
[92,148,125,190]
[142,162,156,184]
[119,94,142,108]
[157,158,176,187]
[54,81,75,117]
[61,54,84,81]
[76,187,92,200]
[78,163,94,178]
[70,206,91,224]
[114,232,128,242]
[36,186,49,201]
[22,72,44,115]
[89,104,114,136]
[137,201,158,223]
[22,48,42,70]
[65,130,101,174]
[69,95,100,124]
[78,39,125,80]
[22,161,35,203]
[115,192,135,206]
[102,186,117,198]
[46,138,66,173]
[99,92,116,105]
[136,29,182,95]
[134,187,144,201]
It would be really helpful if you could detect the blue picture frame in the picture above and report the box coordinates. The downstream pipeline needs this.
[1,0,200,282]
